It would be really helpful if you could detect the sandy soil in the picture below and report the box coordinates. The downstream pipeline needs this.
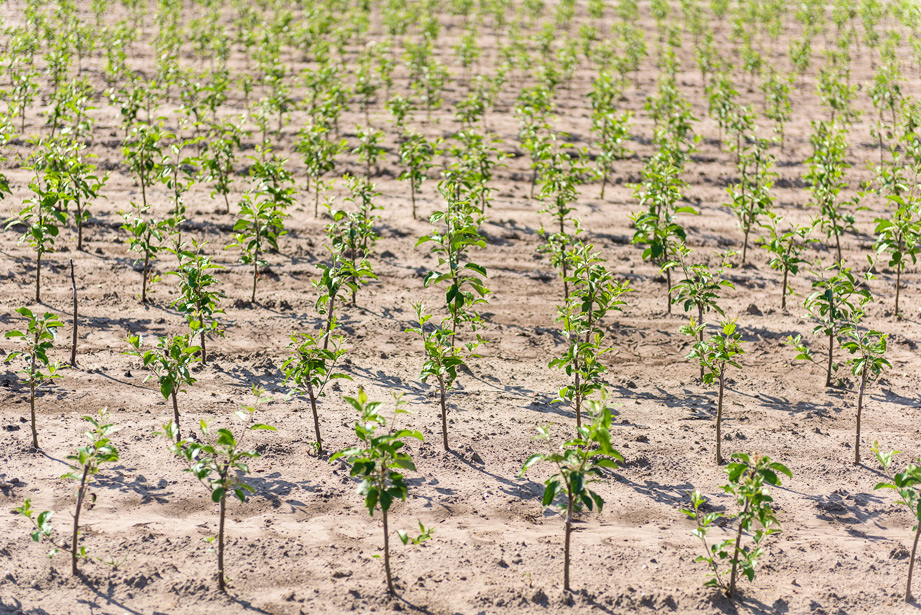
[2,2,921,614]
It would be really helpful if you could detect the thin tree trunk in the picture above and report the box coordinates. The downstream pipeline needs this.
[907,520,921,602]
[76,202,84,251]
[854,360,868,465]
[728,498,751,597]
[383,506,394,593]
[71,467,89,576]
[141,249,149,304]
[323,292,336,350]
[29,380,37,449]
[171,390,180,442]
[36,250,41,303]
[895,265,902,317]
[781,267,788,310]
[716,364,724,465]
[826,332,834,387]
[217,493,226,592]
[439,376,449,451]
[70,260,78,366]
[306,381,323,455]
[411,182,417,220]
[563,493,573,592]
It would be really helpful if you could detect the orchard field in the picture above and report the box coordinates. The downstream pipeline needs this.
[2,0,921,613]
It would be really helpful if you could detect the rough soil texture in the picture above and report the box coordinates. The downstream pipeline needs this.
[2,2,921,615]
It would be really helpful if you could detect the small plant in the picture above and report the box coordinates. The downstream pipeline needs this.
[520,390,623,592]
[229,191,287,304]
[126,334,200,441]
[12,499,58,560]
[60,410,120,575]
[5,308,62,449]
[806,121,854,264]
[121,202,170,304]
[759,213,813,310]
[123,122,167,211]
[871,442,921,603]
[840,324,890,464]
[168,241,224,364]
[682,453,791,599]
[332,388,430,594]
[797,264,873,387]
[8,168,69,303]
[874,195,920,318]
[282,330,351,456]
[200,121,244,214]
[399,131,438,219]
[159,387,275,592]
[681,319,745,464]
[406,302,479,451]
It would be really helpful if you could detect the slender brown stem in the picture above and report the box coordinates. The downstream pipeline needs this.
[217,492,226,592]
[439,376,449,451]
[854,361,868,465]
[728,498,751,597]
[72,466,89,576]
[306,379,323,455]
[907,519,920,602]
[171,390,180,442]
[383,505,394,593]
[716,364,724,465]
[70,260,78,366]
[563,493,573,592]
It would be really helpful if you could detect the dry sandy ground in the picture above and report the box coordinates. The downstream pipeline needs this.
[2,2,921,615]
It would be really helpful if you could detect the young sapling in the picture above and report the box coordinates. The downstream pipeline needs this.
[126,334,200,441]
[520,390,623,592]
[283,330,351,455]
[682,453,792,598]
[681,319,745,464]
[159,387,275,592]
[5,308,63,449]
[61,409,120,575]
[332,388,430,594]
[872,442,921,602]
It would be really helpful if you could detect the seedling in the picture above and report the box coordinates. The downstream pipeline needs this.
[8,171,68,303]
[229,191,287,304]
[168,241,224,364]
[840,323,890,464]
[806,121,854,264]
[352,125,386,179]
[126,334,200,441]
[671,248,735,379]
[159,387,275,592]
[550,240,629,428]
[61,410,120,575]
[296,123,341,216]
[759,213,813,310]
[681,319,745,464]
[520,390,623,592]
[123,122,167,211]
[399,131,438,219]
[121,202,170,304]
[5,308,62,449]
[682,453,791,598]
[874,195,920,317]
[332,388,429,594]
[418,186,490,344]
[796,264,873,387]
[12,499,59,560]
[283,330,351,455]
[872,442,921,602]
[200,121,244,214]
[406,302,479,451]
